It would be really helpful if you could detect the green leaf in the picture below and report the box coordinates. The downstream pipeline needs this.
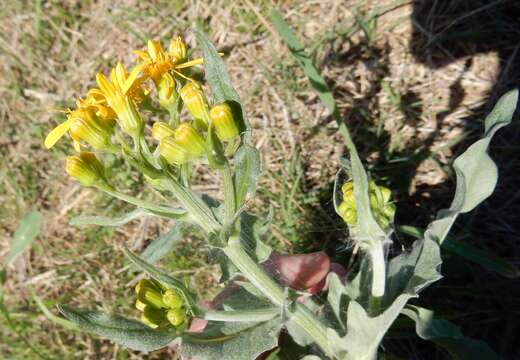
[399,225,519,279]
[3,211,42,266]
[328,295,412,360]
[58,305,177,352]
[269,10,340,122]
[124,249,198,315]
[401,305,500,360]
[135,222,186,267]
[195,28,250,135]
[426,89,518,245]
[70,208,150,227]
[234,144,261,208]
[70,207,186,227]
[181,320,281,360]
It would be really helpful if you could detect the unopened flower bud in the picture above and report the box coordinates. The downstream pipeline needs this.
[370,193,379,210]
[69,108,113,150]
[338,201,357,225]
[159,137,190,165]
[66,152,105,187]
[157,73,178,109]
[135,279,161,294]
[162,289,183,309]
[174,123,206,157]
[166,308,185,327]
[378,186,392,204]
[341,181,353,195]
[152,122,176,142]
[383,203,396,219]
[210,103,239,141]
[141,306,166,329]
[138,287,166,309]
[169,36,187,64]
[180,82,209,126]
[341,208,357,225]
[135,299,147,312]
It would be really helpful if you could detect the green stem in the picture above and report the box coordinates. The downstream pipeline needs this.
[204,308,279,322]
[223,238,332,356]
[98,185,185,217]
[161,177,221,233]
[369,243,386,299]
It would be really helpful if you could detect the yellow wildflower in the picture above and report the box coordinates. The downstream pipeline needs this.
[44,104,115,152]
[96,62,145,138]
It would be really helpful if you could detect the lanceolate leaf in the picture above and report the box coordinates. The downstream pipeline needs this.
[233,144,261,209]
[180,320,281,360]
[58,306,177,352]
[124,249,198,315]
[3,211,42,266]
[70,207,186,227]
[70,208,151,227]
[426,90,518,245]
[195,28,250,135]
[402,305,500,360]
[136,222,186,267]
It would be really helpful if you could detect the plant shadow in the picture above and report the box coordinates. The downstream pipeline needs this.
[295,2,520,358]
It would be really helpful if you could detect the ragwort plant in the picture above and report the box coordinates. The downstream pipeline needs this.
[43,27,517,360]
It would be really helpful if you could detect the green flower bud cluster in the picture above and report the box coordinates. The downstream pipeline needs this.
[337,180,396,229]
[153,97,239,166]
[135,279,188,329]
[179,82,239,140]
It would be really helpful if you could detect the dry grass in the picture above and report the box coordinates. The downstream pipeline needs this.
[1,0,517,358]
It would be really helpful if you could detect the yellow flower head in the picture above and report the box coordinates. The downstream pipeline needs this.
[134,40,172,83]
[68,107,114,151]
[169,36,187,64]
[45,103,115,152]
[96,62,145,138]
[78,89,117,124]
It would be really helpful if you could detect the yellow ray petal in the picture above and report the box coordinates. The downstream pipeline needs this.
[44,119,72,149]
[133,50,149,60]
[96,73,115,97]
[175,53,224,69]
[122,64,145,95]
[115,62,127,86]
[73,140,81,152]
[175,58,204,69]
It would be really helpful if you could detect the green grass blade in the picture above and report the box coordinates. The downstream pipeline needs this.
[398,225,520,279]
[3,211,42,266]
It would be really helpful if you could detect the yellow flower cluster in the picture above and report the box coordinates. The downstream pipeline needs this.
[338,180,396,229]
[135,279,188,329]
[44,36,239,185]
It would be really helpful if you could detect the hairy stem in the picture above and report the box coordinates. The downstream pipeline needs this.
[369,243,386,299]
[98,185,185,218]
[203,308,279,322]
[224,238,332,356]
[161,177,221,233]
